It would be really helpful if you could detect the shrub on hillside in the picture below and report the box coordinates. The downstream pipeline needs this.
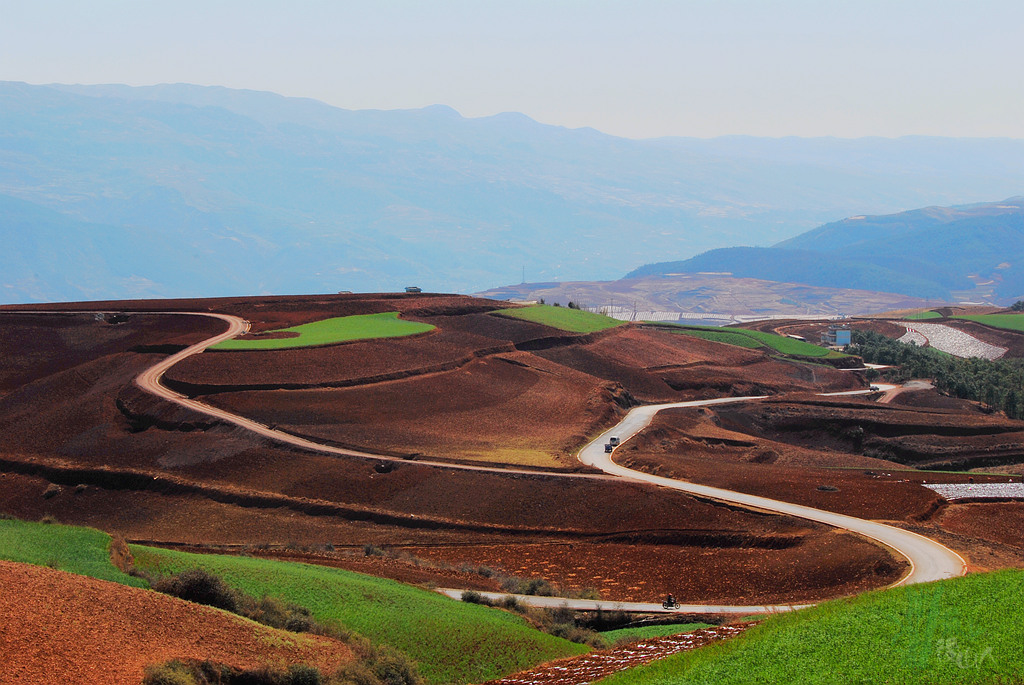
[334,643,423,685]
[154,568,240,612]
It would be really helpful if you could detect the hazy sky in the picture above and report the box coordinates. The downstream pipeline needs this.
[3,0,1022,139]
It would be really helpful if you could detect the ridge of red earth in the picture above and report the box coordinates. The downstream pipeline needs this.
[0,559,352,685]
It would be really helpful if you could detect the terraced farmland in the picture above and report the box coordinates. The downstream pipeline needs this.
[955,313,1024,333]
[212,312,435,350]
[494,305,623,333]
[663,324,843,358]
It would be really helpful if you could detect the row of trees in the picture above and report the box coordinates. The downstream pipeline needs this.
[849,330,1024,420]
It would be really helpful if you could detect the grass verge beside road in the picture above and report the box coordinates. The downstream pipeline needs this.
[212,312,435,350]
[599,569,1024,685]
[495,305,623,333]
[130,545,587,685]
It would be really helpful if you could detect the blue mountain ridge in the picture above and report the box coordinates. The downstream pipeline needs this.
[3,81,1024,303]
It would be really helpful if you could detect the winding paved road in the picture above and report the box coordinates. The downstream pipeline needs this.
[5,309,968,612]
[578,396,966,588]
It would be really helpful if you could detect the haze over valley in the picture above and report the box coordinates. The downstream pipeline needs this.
[4,81,1024,305]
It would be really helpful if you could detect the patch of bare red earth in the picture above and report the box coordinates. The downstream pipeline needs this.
[484,625,751,685]
[0,560,351,685]
[202,351,616,465]
[938,502,1024,550]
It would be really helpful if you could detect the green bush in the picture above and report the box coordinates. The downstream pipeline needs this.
[143,659,202,685]
[154,568,240,612]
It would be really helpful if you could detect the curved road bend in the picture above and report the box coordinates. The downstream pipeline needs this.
[6,311,966,611]
[578,395,967,588]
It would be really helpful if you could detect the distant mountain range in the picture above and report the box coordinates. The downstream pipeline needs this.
[628,198,1024,304]
[3,81,1024,303]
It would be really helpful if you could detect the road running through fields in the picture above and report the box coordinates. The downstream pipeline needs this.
[2,310,969,613]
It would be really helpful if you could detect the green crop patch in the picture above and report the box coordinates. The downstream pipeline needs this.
[599,569,1024,685]
[494,305,623,333]
[673,328,763,349]
[955,313,1024,332]
[600,623,714,644]
[130,546,586,685]
[905,311,943,320]
[212,312,435,350]
[663,324,843,358]
[0,519,146,587]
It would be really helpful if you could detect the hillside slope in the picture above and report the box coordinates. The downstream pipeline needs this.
[0,559,353,685]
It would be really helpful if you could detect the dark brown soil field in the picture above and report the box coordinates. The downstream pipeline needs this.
[203,352,617,466]
[405,531,904,604]
[0,559,352,685]
[2,295,1022,608]
[938,502,1024,550]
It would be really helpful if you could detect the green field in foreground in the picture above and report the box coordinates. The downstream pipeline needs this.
[905,310,943,320]
[494,305,623,333]
[955,313,1024,332]
[601,623,713,644]
[0,519,146,587]
[600,569,1024,685]
[665,324,844,358]
[212,312,435,350]
[130,546,586,685]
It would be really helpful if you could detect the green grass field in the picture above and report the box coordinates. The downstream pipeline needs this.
[0,519,146,587]
[212,312,435,350]
[905,311,943,320]
[130,546,587,685]
[674,328,764,349]
[955,313,1024,332]
[665,324,844,358]
[601,623,713,644]
[494,305,623,333]
[600,569,1024,685]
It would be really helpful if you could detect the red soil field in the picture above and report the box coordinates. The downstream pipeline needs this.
[3,295,1022,607]
[938,502,1024,550]
[0,560,351,685]
[406,531,904,605]
[203,351,617,466]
